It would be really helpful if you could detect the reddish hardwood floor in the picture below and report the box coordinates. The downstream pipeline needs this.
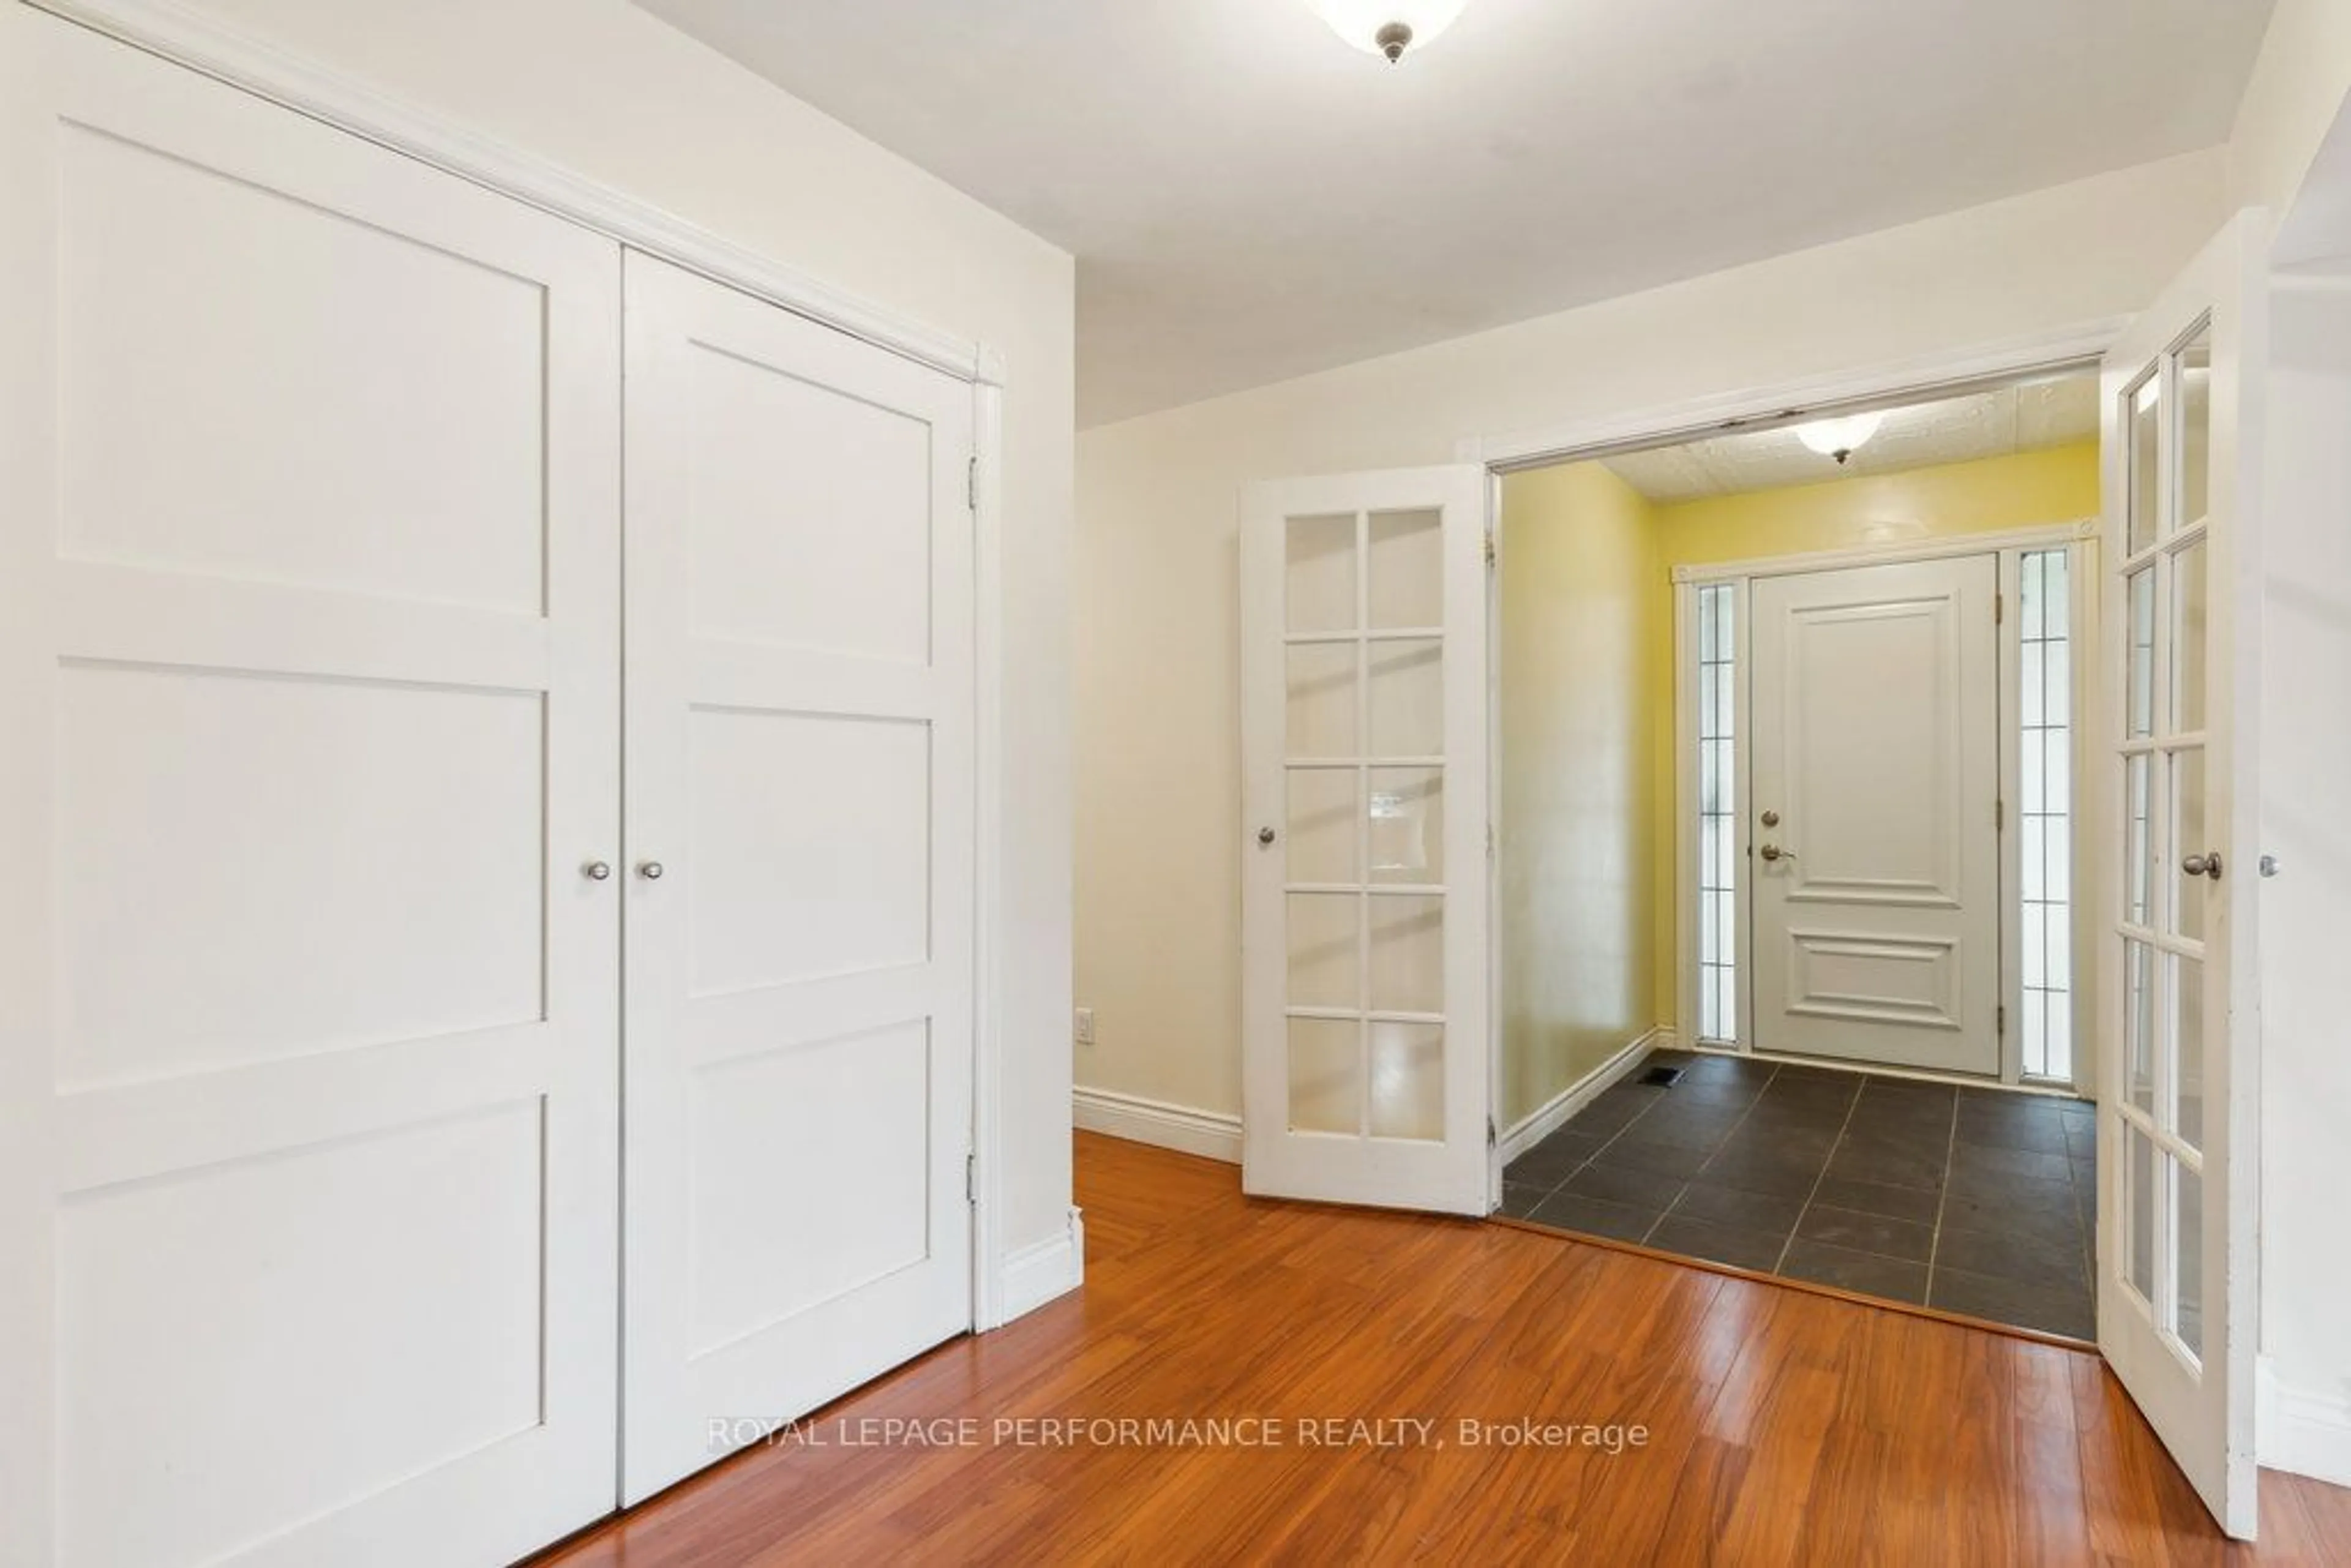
[539,1133,2351,1565]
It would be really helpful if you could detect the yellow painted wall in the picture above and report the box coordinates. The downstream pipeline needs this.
[1496,462,1663,1124]
[1640,439,2101,1027]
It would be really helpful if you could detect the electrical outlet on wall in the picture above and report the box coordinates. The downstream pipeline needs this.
[1074,1007,1096,1047]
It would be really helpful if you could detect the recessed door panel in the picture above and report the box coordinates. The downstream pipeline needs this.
[57,117,547,615]
[55,666,546,1089]
[57,1103,546,1567]
[684,343,933,662]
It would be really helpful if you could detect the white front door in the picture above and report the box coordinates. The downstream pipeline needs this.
[1239,468,1490,1215]
[1748,555,2003,1074]
[0,13,622,1565]
[2096,212,2263,1539]
[620,252,977,1501]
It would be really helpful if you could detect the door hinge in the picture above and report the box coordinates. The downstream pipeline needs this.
[1997,1004,2007,1037]
[1483,528,1496,569]
[967,456,980,512]
[1487,1114,1497,1149]
[1994,591,2004,625]
[1996,798,2005,831]
[965,1150,977,1204]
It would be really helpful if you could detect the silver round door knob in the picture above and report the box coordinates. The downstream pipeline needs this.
[584,860,612,881]
[638,861,666,880]
[1258,827,1277,846]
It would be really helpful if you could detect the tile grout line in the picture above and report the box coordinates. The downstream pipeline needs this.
[1767,1074,1866,1277]
[1513,1051,1766,1239]
[1638,1058,1781,1245]
[1922,1091,1962,1308]
[1646,1053,1787,1250]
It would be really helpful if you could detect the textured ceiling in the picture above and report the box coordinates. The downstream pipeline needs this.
[1600,375,2099,503]
[635,0,2272,426]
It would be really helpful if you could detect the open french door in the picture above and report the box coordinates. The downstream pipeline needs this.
[1239,467,1491,1214]
[2096,210,2265,1538]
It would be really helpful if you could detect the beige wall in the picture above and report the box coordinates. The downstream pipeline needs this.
[163,0,1079,1256]
[1075,150,2225,1121]
[1496,463,1663,1125]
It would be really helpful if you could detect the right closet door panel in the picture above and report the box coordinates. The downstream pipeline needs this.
[620,252,977,1502]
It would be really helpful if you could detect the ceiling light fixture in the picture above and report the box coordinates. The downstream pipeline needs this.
[1795,411,1884,466]
[1304,0,1469,63]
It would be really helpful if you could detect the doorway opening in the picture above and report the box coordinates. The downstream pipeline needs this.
[1491,367,2101,1337]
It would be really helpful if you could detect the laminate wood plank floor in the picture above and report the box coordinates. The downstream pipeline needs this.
[538,1133,2351,1566]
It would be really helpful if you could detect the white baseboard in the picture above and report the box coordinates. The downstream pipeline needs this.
[995,1206,1086,1325]
[1073,1085,1242,1164]
[1498,1027,1672,1166]
[2259,1356,2351,1488]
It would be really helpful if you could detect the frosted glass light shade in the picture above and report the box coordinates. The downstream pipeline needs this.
[1796,412,1884,460]
[1304,0,1470,60]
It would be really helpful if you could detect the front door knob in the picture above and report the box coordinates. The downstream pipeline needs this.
[1758,843,1796,863]
[2183,851,2222,880]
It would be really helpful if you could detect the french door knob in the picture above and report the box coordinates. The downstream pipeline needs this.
[1758,843,1796,863]
[2182,851,2222,880]
[639,860,666,880]
[1258,827,1277,846]
[583,860,612,881]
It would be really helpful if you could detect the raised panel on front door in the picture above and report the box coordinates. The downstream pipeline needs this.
[622,251,975,1504]
[1780,596,1966,907]
[1782,929,1963,1030]
[0,13,623,1566]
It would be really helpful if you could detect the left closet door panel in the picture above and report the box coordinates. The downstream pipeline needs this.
[0,12,623,1567]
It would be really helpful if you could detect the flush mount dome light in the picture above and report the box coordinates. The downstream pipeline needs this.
[1795,411,1884,465]
[1305,0,1469,62]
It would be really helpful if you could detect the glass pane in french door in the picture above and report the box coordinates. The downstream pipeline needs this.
[1281,508,1445,1141]
[2113,321,2212,1365]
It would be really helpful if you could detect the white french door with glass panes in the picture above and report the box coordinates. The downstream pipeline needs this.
[2097,212,2263,1539]
[1240,468,1490,1214]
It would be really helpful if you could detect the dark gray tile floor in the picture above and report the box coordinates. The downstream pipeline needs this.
[1499,1047,2098,1340]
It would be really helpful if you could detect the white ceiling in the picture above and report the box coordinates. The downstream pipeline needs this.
[634,0,2273,427]
[1602,374,2100,503]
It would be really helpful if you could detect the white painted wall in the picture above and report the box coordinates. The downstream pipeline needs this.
[1074,149,2227,1121]
[2258,267,2351,1489]
[153,0,1078,1280]
[2232,2,2351,1486]
[2228,0,2351,221]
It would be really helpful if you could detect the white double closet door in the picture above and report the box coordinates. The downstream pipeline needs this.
[0,11,975,1565]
